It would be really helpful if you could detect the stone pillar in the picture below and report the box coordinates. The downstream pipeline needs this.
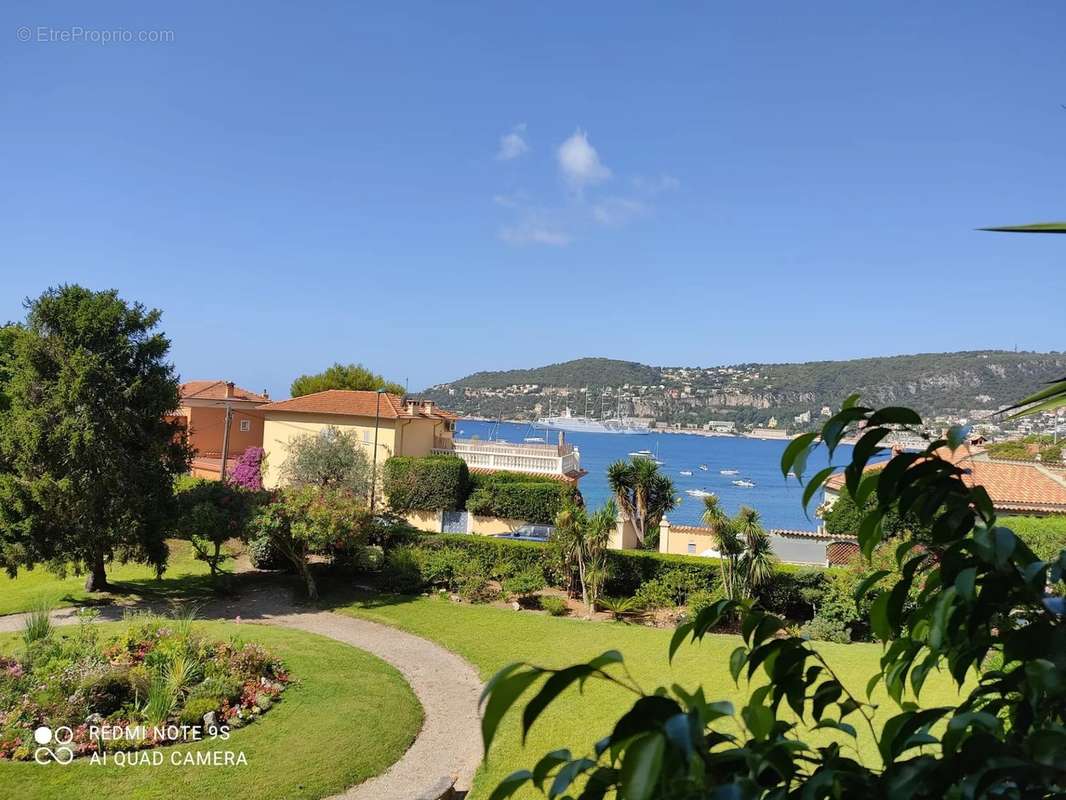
[659,517,671,554]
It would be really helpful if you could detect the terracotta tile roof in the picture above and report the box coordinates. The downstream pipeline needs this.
[259,390,459,421]
[825,446,1066,514]
[181,380,269,403]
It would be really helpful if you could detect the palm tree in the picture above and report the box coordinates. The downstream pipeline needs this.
[607,458,677,546]
[702,494,742,599]
[735,506,776,593]
[552,500,616,618]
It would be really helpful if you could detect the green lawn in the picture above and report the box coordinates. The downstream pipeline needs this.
[0,541,223,616]
[0,620,423,800]
[332,592,967,800]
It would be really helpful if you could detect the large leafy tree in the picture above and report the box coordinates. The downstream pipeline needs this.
[290,362,405,397]
[0,286,189,591]
[606,458,677,547]
[480,399,1066,799]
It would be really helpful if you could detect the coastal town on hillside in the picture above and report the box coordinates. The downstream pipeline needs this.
[421,353,1066,443]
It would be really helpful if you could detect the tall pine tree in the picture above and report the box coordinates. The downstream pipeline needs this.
[0,286,189,590]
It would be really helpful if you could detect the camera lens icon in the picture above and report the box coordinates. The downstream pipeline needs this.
[33,725,74,764]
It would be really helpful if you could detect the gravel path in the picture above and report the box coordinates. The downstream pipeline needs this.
[0,590,483,800]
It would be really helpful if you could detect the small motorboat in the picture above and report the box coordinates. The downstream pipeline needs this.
[698,464,709,471]
[524,436,546,443]
[679,469,693,476]
[720,469,739,476]
[629,449,654,459]
[685,489,713,498]
[732,479,755,488]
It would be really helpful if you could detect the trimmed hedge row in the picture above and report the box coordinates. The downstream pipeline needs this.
[383,455,470,512]
[383,457,579,525]
[406,532,832,622]
[465,471,577,525]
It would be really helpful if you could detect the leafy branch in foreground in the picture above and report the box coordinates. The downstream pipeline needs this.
[479,399,1066,800]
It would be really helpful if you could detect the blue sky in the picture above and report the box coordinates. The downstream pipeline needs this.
[2,2,1064,397]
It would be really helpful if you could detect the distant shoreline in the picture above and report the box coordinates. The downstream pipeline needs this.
[457,417,810,442]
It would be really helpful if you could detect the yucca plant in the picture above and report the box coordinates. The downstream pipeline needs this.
[22,598,53,646]
[165,654,202,697]
[143,678,177,727]
[596,596,643,621]
[170,604,201,639]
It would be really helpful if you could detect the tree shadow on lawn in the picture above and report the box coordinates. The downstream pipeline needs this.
[310,567,426,614]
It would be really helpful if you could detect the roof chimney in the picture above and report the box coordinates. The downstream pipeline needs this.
[225,381,235,399]
[406,400,417,415]
[422,399,434,415]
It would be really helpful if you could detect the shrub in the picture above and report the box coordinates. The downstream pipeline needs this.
[632,569,704,609]
[380,546,425,593]
[228,447,265,490]
[501,567,546,601]
[179,696,220,726]
[247,533,288,571]
[465,471,577,525]
[685,588,724,619]
[188,675,243,705]
[458,572,498,603]
[540,596,568,616]
[418,547,474,592]
[1005,515,1066,562]
[800,615,851,644]
[383,455,469,513]
[80,668,136,716]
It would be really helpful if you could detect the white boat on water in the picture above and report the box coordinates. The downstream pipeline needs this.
[524,436,546,443]
[732,479,755,488]
[720,469,739,476]
[679,469,693,476]
[698,464,709,471]
[629,449,654,458]
[685,489,713,498]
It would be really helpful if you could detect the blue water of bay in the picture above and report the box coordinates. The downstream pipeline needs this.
[457,420,873,531]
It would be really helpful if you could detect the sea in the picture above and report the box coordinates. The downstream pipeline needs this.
[457,419,870,531]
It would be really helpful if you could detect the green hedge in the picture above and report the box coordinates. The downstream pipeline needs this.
[1002,515,1066,561]
[383,455,469,513]
[464,470,577,525]
[405,532,831,621]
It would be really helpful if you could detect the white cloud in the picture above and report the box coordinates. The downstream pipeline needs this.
[496,123,529,160]
[592,197,648,227]
[500,221,571,247]
[557,129,611,189]
[633,173,680,193]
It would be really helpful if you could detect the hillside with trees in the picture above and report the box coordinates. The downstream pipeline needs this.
[423,350,1066,429]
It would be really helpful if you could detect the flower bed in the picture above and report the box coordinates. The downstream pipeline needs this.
[0,611,290,761]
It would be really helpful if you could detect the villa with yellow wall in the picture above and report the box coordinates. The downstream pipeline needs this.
[258,390,458,489]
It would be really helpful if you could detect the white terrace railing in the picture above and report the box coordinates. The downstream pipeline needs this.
[432,437,581,477]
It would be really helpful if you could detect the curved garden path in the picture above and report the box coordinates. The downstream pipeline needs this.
[0,589,484,800]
